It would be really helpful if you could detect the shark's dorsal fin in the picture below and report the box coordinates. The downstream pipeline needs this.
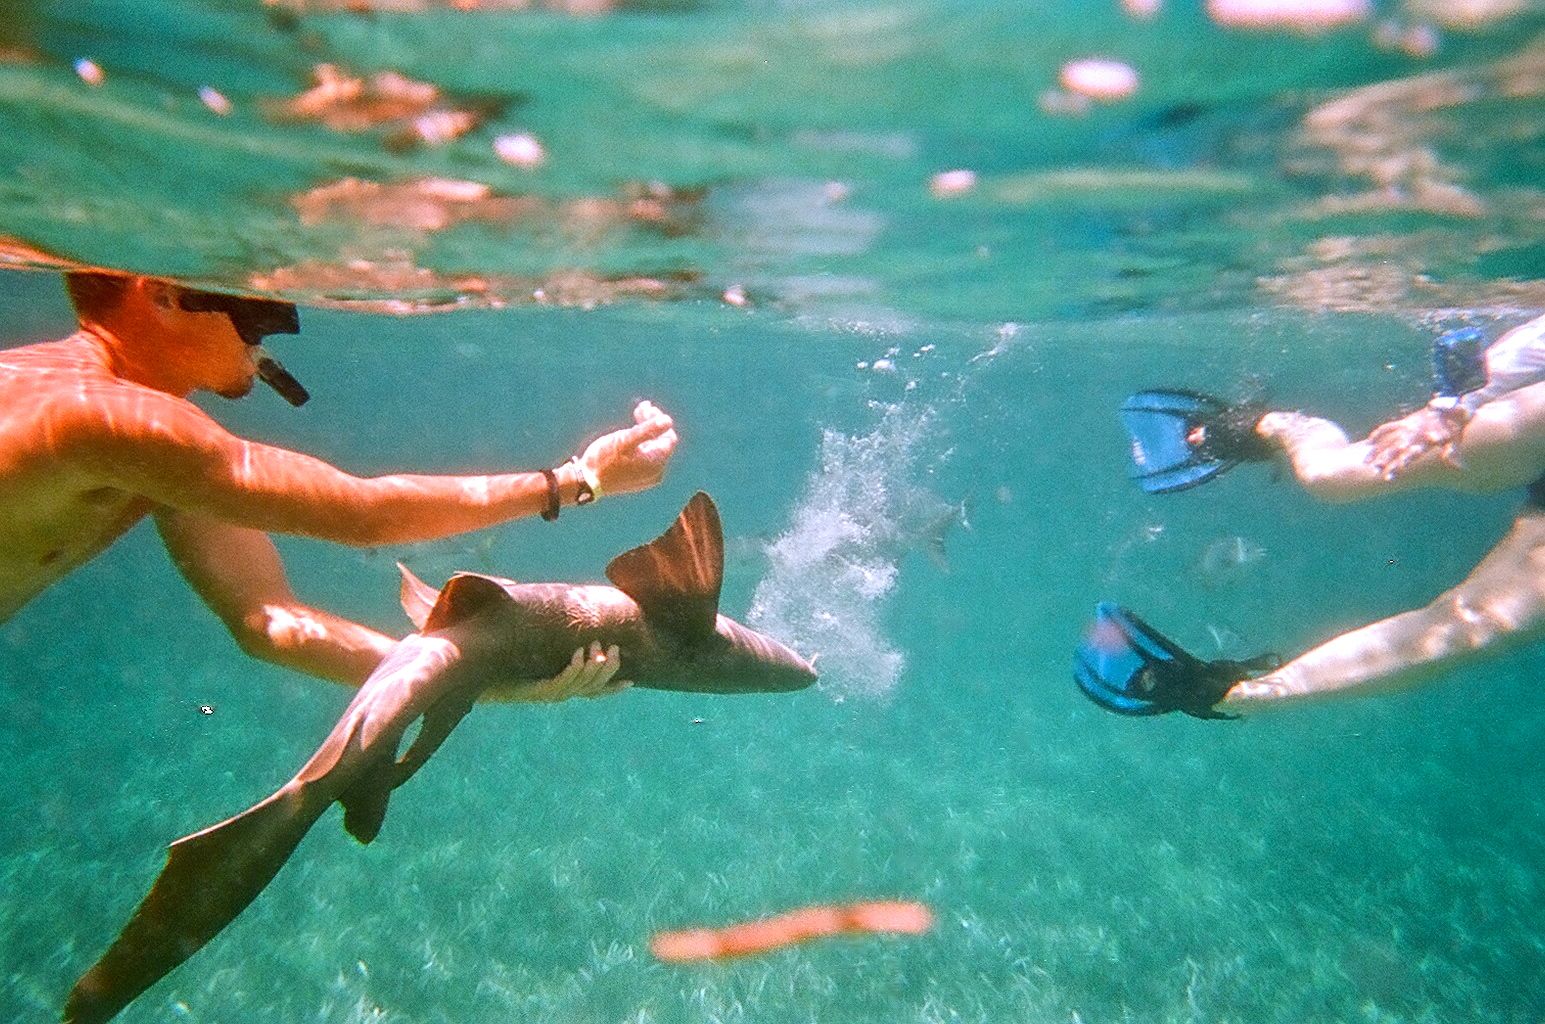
[423,573,510,632]
[605,491,723,639]
[397,563,439,631]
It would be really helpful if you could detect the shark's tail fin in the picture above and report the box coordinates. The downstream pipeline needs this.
[65,788,320,1024]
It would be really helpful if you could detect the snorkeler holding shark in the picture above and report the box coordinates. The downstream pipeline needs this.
[0,270,828,1024]
[0,270,680,695]
[1080,312,1545,718]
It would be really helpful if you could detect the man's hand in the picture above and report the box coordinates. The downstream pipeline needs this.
[578,401,678,497]
[517,642,629,703]
[1366,404,1470,480]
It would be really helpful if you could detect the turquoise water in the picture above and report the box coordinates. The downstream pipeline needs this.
[3,2,1545,1023]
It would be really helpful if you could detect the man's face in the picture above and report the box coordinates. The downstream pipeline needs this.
[148,283,262,398]
[211,354,259,400]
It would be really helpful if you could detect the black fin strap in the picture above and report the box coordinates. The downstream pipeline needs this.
[1145,656,1230,719]
[1225,652,1284,675]
[1178,653,1280,720]
[1205,404,1272,462]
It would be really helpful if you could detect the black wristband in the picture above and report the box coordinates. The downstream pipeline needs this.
[540,468,560,521]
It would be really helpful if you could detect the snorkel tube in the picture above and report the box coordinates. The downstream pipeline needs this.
[176,289,310,406]
[251,347,310,407]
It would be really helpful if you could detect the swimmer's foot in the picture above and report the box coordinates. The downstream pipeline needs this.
[1075,602,1280,720]
[1120,389,1272,493]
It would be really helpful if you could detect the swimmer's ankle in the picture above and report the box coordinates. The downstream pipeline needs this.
[1254,411,1298,440]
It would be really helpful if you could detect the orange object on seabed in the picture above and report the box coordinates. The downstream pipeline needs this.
[650,901,934,962]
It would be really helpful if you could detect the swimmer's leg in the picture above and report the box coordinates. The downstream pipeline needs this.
[1255,412,1428,501]
[1260,379,1545,501]
[1220,514,1545,711]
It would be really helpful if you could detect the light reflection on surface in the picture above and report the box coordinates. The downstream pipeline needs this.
[263,63,500,149]
[250,255,699,312]
[0,2,1536,321]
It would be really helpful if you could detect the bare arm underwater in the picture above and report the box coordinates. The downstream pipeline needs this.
[1219,514,1545,711]
[72,392,677,547]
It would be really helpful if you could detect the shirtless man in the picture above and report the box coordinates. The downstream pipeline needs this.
[1078,313,1545,718]
[0,271,679,697]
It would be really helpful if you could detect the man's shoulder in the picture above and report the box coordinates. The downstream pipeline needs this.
[66,385,217,442]
[2,362,211,445]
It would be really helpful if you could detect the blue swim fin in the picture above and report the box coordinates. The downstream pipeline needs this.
[1074,602,1277,720]
[1120,389,1270,494]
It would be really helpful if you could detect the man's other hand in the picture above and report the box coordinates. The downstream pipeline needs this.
[518,642,629,702]
[579,401,678,497]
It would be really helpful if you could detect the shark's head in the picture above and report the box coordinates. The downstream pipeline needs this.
[607,492,817,693]
[700,616,817,691]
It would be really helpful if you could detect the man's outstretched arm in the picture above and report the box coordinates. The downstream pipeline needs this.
[75,395,676,546]
[155,510,398,685]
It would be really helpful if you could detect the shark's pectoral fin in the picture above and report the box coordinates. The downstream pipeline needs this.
[397,562,440,631]
[424,573,511,632]
[605,491,724,639]
[338,694,477,845]
[339,775,392,845]
[65,785,321,1024]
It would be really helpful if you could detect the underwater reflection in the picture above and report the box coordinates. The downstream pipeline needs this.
[0,0,41,66]
[1263,37,1545,313]
[264,63,508,150]
[251,255,700,312]
[263,0,707,12]
[290,176,702,240]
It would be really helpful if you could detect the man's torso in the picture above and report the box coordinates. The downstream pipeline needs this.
[0,337,159,619]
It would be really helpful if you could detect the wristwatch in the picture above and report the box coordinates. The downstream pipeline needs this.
[571,456,601,505]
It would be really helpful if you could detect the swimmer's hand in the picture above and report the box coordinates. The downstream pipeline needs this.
[517,642,629,702]
[1366,404,1470,480]
[576,401,678,498]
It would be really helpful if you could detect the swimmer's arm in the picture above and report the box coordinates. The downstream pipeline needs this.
[1371,315,1545,479]
[72,392,674,546]
[1368,378,1545,485]
[157,511,631,700]
[155,510,397,686]
[1459,313,1545,413]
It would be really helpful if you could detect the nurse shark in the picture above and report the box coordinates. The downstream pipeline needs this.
[65,492,816,1024]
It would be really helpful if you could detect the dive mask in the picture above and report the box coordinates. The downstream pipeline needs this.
[176,289,309,406]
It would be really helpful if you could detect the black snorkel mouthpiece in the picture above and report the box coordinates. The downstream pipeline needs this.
[176,288,308,406]
[253,347,311,407]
